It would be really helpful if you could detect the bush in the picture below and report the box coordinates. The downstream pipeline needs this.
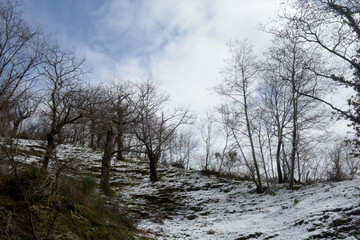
[171,161,185,169]
[80,174,97,194]
[8,165,50,203]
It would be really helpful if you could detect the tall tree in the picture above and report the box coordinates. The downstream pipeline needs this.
[39,44,86,169]
[98,81,135,194]
[215,40,263,192]
[131,77,189,182]
[284,0,360,149]
[199,112,216,172]
[264,24,328,188]
[259,65,292,183]
[0,0,43,136]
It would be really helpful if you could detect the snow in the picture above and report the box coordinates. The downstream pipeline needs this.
[137,178,359,239]
[8,139,360,239]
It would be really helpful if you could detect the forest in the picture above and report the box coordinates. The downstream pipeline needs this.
[0,0,360,239]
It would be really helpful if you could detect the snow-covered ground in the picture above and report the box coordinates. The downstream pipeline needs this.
[139,178,360,239]
[9,140,360,239]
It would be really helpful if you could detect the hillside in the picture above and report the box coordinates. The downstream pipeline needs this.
[2,139,360,239]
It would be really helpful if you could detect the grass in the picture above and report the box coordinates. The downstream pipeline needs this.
[0,163,154,240]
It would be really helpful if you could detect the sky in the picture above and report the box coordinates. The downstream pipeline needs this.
[23,0,283,113]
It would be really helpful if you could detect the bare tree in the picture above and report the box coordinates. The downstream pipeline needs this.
[262,20,330,188]
[39,43,86,169]
[9,89,41,137]
[131,77,190,182]
[170,128,199,170]
[215,104,234,173]
[283,0,360,148]
[199,112,216,172]
[215,39,263,192]
[100,129,114,194]
[259,59,293,183]
[98,81,135,193]
[0,0,43,137]
[108,81,134,161]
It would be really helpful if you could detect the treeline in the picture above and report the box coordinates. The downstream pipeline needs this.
[0,0,191,195]
[1,0,360,196]
[204,0,360,192]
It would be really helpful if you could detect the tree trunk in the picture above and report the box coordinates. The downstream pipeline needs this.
[90,133,95,149]
[281,142,289,182]
[289,83,298,189]
[43,131,56,169]
[100,129,114,194]
[276,137,283,183]
[116,134,125,161]
[12,120,21,138]
[243,95,263,193]
[116,106,125,161]
[149,153,158,182]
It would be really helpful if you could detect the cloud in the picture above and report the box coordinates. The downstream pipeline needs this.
[76,0,282,110]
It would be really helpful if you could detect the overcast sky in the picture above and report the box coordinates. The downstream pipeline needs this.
[24,0,282,112]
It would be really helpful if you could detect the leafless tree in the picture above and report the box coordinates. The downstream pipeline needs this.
[169,128,199,170]
[199,112,216,172]
[131,77,190,182]
[98,81,135,193]
[327,139,360,180]
[215,104,235,173]
[215,39,263,192]
[283,0,360,147]
[39,43,86,169]
[259,59,293,183]
[100,129,114,194]
[263,22,329,188]
[107,81,135,161]
[9,89,42,137]
[0,0,43,137]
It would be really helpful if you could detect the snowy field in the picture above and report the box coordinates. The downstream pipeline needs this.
[9,139,360,239]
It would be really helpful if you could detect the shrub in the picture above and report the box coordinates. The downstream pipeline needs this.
[80,174,97,195]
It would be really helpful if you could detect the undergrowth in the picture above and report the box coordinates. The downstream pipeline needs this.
[0,162,152,240]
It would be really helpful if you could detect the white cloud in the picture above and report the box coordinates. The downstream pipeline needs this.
[88,0,282,111]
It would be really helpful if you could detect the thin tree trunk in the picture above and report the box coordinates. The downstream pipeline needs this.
[297,150,301,183]
[116,106,125,161]
[43,131,56,169]
[243,92,263,192]
[258,132,271,193]
[276,136,283,183]
[100,129,114,194]
[281,142,289,182]
[90,133,95,149]
[290,80,298,189]
[116,134,124,161]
